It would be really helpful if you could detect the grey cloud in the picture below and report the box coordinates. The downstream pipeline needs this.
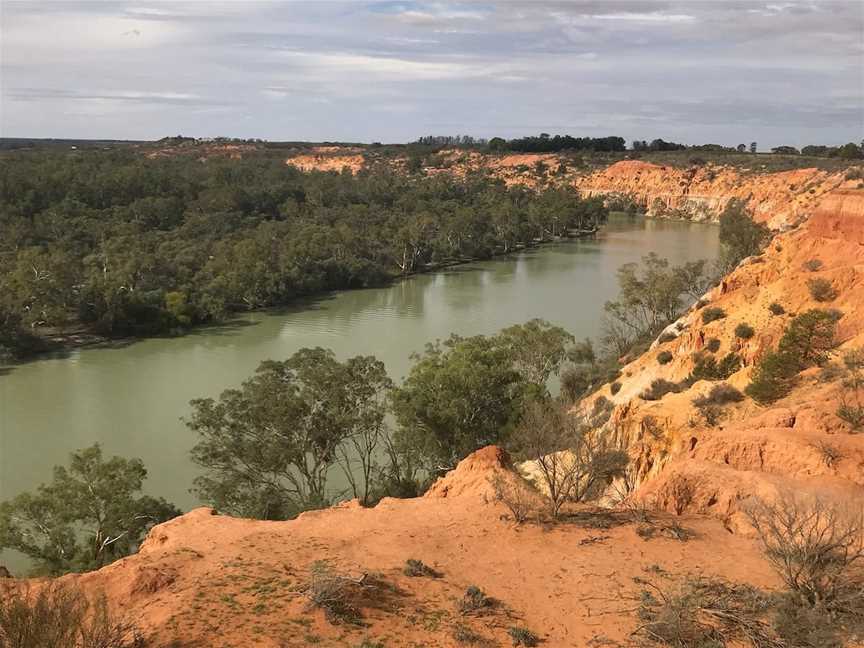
[1,0,861,145]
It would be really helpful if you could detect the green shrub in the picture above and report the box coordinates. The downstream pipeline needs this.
[692,384,744,426]
[768,302,785,316]
[657,350,673,365]
[458,586,492,613]
[507,627,540,647]
[610,381,622,395]
[451,623,483,644]
[747,309,838,403]
[403,559,440,578]
[658,331,677,344]
[705,337,721,353]
[690,352,740,381]
[779,309,838,366]
[745,350,800,404]
[701,307,726,324]
[803,259,823,272]
[837,403,864,431]
[693,383,745,407]
[640,379,682,401]
[807,278,837,302]
[734,323,755,339]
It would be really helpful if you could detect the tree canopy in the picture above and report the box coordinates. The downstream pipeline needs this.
[0,149,608,359]
[0,445,179,575]
[187,348,392,518]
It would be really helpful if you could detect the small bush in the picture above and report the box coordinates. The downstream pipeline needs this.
[812,441,843,469]
[734,322,755,339]
[705,337,721,353]
[693,383,745,407]
[657,331,677,344]
[768,302,786,316]
[610,381,622,395]
[657,351,673,365]
[507,627,540,647]
[746,492,864,611]
[803,258,823,272]
[0,584,144,648]
[690,352,740,382]
[640,379,682,401]
[807,277,837,302]
[458,586,492,614]
[489,473,534,524]
[837,403,864,431]
[403,559,440,578]
[636,576,777,648]
[701,307,726,324]
[304,561,366,624]
[451,623,483,644]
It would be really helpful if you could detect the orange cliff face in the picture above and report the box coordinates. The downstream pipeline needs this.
[575,160,851,228]
[282,147,858,227]
[591,188,864,531]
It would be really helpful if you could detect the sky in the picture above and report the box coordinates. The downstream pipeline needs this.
[1,1,862,147]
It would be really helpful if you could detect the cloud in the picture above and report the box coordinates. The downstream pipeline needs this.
[0,0,860,145]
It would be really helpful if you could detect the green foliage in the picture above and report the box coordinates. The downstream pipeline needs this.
[701,307,726,324]
[768,302,786,316]
[498,319,575,388]
[807,278,837,302]
[507,627,540,647]
[693,383,745,407]
[458,586,492,613]
[837,348,864,432]
[746,310,837,404]
[705,337,721,353]
[802,259,823,272]
[734,322,755,339]
[717,200,770,272]
[403,559,440,578]
[610,381,622,395]
[657,350,673,365]
[602,253,709,356]
[0,151,609,355]
[690,352,741,381]
[640,379,683,401]
[0,583,145,648]
[0,446,179,576]
[391,335,526,472]
[187,348,393,517]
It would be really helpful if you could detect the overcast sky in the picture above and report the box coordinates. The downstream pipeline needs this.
[2,1,862,147]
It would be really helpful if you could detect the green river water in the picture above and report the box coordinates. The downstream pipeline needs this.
[0,214,719,571]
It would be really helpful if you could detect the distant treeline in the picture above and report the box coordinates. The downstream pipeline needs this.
[0,149,607,358]
[772,143,863,159]
[489,134,627,153]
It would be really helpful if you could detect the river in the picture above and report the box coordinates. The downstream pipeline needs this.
[0,214,718,571]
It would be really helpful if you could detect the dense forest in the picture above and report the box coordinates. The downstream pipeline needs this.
[0,149,607,358]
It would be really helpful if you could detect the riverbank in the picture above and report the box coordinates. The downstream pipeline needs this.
[0,215,720,577]
[2,228,604,365]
